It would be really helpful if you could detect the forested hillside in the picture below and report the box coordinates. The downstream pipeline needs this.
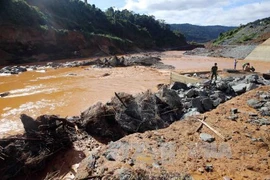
[0,0,187,65]
[213,17,270,45]
[170,23,235,43]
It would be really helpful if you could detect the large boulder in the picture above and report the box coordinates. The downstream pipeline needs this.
[244,74,259,83]
[232,83,246,94]
[80,89,183,140]
[170,82,189,91]
[80,102,126,140]
[201,97,213,111]
[109,56,122,67]
[191,97,204,113]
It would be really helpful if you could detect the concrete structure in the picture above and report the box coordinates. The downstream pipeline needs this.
[245,38,270,61]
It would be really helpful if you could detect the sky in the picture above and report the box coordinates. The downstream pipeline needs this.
[87,0,270,26]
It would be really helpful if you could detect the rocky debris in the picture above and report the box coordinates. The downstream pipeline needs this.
[170,82,190,91]
[184,45,256,60]
[0,92,9,98]
[262,73,270,80]
[0,66,27,75]
[0,114,79,180]
[0,55,173,75]
[166,72,270,119]
[245,90,270,126]
[80,89,183,141]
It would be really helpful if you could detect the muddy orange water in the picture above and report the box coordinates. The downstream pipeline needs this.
[1,51,270,137]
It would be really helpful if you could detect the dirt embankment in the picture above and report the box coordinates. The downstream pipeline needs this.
[76,86,270,179]
[0,25,133,66]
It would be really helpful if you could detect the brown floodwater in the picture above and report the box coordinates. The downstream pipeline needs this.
[0,65,170,136]
[1,51,270,137]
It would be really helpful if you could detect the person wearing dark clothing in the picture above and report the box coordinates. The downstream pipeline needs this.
[211,63,218,82]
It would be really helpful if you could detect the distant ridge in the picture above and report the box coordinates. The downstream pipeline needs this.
[170,23,236,43]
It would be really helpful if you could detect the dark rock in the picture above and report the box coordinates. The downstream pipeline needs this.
[198,89,208,97]
[224,69,240,73]
[170,82,189,91]
[183,101,192,109]
[109,56,121,67]
[102,73,110,77]
[191,98,204,113]
[231,108,238,114]
[0,92,10,98]
[156,88,183,109]
[204,164,213,172]
[249,113,258,117]
[212,98,222,107]
[232,83,246,94]
[201,97,213,111]
[20,114,39,133]
[81,89,183,141]
[262,73,270,80]
[185,89,198,98]
[216,81,228,91]
[81,102,126,141]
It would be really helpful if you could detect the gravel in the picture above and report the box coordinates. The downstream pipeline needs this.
[184,45,257,60]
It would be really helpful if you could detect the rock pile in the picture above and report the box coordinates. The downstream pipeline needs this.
[79,89,183,141]
[0,55,174,75]
[174,73,270,118]
[75,72,270,142]
[0,114,78,180]
[247,90,270,125]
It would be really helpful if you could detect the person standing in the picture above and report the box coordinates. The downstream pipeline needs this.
[211,63,218,83]
[234,59,238,69]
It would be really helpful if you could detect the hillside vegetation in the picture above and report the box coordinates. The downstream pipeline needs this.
[213,17,270,45]
[0,0,187,65]
[170,23,235,43]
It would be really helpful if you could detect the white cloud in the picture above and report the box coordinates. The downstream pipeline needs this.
[122,0,270,26]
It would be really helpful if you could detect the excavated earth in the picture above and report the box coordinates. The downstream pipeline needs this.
[73,86,270,180]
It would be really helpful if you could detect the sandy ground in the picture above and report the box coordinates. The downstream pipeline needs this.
[72,87,270,180]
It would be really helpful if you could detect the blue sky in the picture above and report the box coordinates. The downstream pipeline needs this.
[87,0,270,26]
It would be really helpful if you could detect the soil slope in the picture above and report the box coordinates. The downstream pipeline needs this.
[74,86,270,180]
